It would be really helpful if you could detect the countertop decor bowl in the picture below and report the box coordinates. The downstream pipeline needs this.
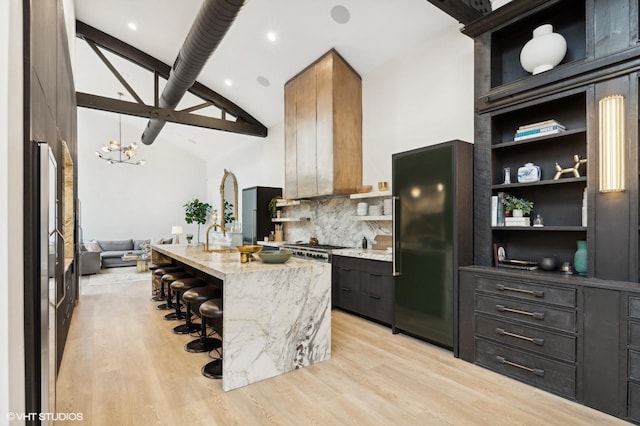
[236,245,263,255]
[257,250,293,264]
[356,185,373,193]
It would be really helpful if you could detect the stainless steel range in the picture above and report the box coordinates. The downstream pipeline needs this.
[281,243,348,263]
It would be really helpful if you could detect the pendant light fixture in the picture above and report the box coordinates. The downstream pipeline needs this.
[95,92,145,166]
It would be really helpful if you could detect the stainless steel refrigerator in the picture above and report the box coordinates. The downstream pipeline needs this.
[392,140,473,352]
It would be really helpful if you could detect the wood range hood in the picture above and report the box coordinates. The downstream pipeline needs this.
[284,49,363,199]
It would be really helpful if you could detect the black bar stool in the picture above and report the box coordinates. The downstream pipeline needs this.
[153,266,183,309]
[170,277,206,334]
[200,298,223,379]
[161,271,193,320]
[149,263,172,301]
[183,286,222,353]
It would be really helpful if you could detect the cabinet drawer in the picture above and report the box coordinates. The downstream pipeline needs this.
[631,297,640,319]
[476,339,576,399]
[630,349,640,382]
[361,272,393,300]
[476,277,576,307]
[631,321,640,348]
[629,382,640,423]
[360,295,393,324]
[476,294,576,332]
[476,315,575,362]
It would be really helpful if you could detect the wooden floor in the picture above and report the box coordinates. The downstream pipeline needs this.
[55,273,629,425]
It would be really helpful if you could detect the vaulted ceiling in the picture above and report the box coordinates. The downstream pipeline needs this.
[74,0,461,150]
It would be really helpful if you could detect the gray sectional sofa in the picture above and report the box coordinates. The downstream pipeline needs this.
[79,238,173,275]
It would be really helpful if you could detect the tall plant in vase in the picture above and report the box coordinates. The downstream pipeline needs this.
[183,198,212,244]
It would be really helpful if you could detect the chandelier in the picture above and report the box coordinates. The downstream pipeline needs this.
[95,92,145,166]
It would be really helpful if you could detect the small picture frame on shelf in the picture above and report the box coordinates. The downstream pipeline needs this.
[493,243,507,267]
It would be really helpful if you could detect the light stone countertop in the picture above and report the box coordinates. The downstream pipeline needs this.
[150,243,331,392]
[151,243,320,280]
[332,248,392,262]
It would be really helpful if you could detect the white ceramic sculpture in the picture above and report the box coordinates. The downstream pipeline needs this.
[520,24,567,75]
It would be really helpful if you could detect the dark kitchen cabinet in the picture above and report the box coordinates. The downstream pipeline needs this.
[332,255,393,325]
[242,186,281,245]
[628,296,640,423]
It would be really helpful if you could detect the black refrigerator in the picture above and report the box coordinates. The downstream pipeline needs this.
[242,186,282,244]
[392,140,473,352]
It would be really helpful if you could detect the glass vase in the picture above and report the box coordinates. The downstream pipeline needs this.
[573,240,587,276]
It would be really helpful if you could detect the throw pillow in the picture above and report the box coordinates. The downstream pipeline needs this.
[151,237,163,245]
[162,237,173,244]
[84,240,102,252]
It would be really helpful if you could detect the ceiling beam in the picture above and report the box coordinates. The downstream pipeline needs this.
[425,0,485,25]
[75,20,267,132]
[77,92,267,137]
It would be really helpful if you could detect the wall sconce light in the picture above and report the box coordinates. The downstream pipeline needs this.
[599,94,625,192]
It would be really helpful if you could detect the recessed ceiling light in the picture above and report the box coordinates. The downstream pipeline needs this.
[224,79,233,87]
[257,76,270,87]
[330,5,350,24]
[128,22,137,31]
[266,31,277,42]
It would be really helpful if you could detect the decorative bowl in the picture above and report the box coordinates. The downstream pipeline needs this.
[236,245,263,254]
[356,185,373,193]
[257,250,293,264]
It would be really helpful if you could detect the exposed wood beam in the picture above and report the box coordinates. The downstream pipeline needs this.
[83,38,144,105]
[425,0,484,25]
[179,102,213,114]
[75,20,267,133]
[76,92,267,138]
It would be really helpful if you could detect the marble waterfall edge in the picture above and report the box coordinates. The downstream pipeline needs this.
[222,262,331,391]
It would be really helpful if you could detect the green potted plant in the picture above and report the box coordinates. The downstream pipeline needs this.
[268,196,281,219]
[223,201,235,226]
[502,194,534,217]
[183,198,212,244]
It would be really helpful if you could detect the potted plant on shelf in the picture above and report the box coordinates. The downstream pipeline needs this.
[183,198,212,244]
[502,194,534,217]
[268,196,281,219]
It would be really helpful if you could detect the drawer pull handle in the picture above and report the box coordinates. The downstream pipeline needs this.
[341,288,352,292]
[369,294,382,300]
[370,273,382,277]
[341,268,352,272]
[496,284,544,298]
[496,328,544,346]
[495,304,544,320]
[496,356,545,377]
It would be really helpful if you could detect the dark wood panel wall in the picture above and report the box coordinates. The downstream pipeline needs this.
[24,0,78,417]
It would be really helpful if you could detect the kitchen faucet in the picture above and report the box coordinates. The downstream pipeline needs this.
[205,210,226,252]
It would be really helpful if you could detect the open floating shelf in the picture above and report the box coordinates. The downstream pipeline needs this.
[492,176,586,190]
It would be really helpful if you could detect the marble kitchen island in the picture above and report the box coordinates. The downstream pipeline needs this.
[151,244,331,391]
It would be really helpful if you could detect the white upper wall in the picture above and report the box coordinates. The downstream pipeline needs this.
[362,21,474,185]
[77,108,209,241]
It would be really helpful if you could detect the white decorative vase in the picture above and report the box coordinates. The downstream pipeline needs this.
[520,24,567,75]
[512,209,524,218]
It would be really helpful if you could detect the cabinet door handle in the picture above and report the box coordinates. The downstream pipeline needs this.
[341,287,352,292]
[496,356,544,377]
[495,328,544,346]
[495,304,544,320]
[341,268,352,272]
[369,294,381,300]
[495,283,544,298]
[370,273,382,277]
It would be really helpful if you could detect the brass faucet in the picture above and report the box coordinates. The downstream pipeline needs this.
[205,210,226,252]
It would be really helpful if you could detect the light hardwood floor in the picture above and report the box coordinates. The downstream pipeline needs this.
[55,273,629,425]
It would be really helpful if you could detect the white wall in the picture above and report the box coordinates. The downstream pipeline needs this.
[77,108,209,242]
[362,21,475,185]
[1,0,25,420]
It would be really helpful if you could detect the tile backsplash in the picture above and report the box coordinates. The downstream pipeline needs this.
[279,197,392,248]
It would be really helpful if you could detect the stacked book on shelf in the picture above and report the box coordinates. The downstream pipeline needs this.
[514,119,565,141]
